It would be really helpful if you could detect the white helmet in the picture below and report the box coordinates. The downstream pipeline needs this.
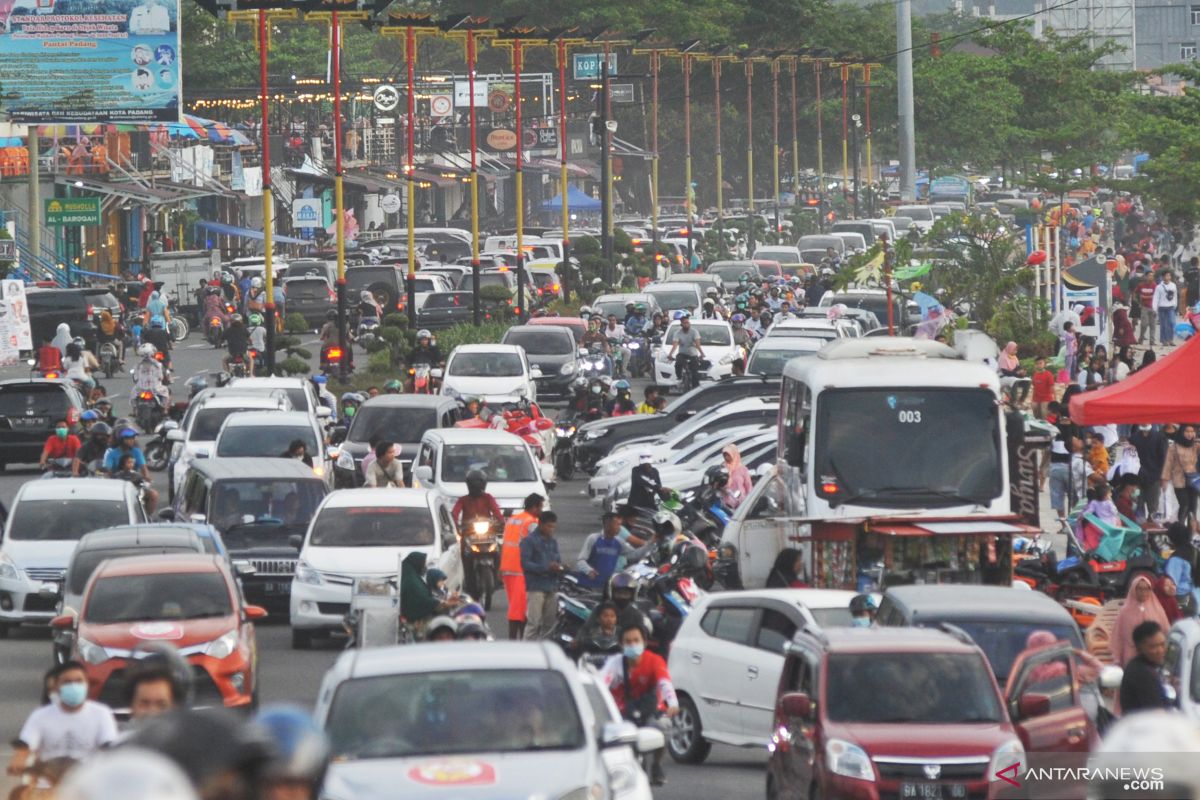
[57,747,198,800]
[251,277,263,289]
[137,343,157,358]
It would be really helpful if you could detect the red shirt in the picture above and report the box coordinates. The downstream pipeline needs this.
[605,651,673,714]
[1031,369,1055,403]
[42,435,81,459]
[1138,283,1156,309]
[451,493,504,527]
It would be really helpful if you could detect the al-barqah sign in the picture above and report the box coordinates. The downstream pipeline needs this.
[0,0,182,122]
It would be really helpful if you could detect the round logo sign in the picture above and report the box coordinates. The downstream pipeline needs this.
[408,760,497,787]
[373,84,400,112]
[487,91,510,113]
[131,621,185,640]
[380,193,402,214]
[486,129,517,151]
[430,94,452,117]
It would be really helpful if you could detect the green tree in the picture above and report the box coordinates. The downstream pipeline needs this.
[1121,63,1200,222]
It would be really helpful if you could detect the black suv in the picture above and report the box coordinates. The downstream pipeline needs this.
[345,265,404,313]
[26,288,122,349]
[0,380,87,468]
[501,324,578,398]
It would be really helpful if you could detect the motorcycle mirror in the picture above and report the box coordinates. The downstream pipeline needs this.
[26,358,35,367]
[316,406,332,419]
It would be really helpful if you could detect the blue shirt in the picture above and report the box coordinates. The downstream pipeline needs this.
[1165,555,1199,607]
[103,446,145,472]
[519,528,562,593]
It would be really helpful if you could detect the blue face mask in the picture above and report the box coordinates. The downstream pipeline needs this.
[623,643,645,660]
[851,616,872,628]
[58,680,87,708]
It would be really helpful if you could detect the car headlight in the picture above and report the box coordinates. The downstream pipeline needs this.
[608,764,639,798]
[77,637,109,665]
[560,362,577,375]
[583,428,608,441]
[295,560,323,586]
[0,552,18,581]
[600,459,628,476]
[719,352,735,365]
[336,450,354,470]
[205,629,239,660]
[443,386,460,399]
[988,739,1024,782]
[825,738,874,782]
[517,386,528,396]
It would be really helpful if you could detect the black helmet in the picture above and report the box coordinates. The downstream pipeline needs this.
[121,708,274,793]
[326,309,338,321]
[849,594,876,616]
[465,470,487,495]
[671,541,708,574]
[704,464,729,489]
[90,422,112,440]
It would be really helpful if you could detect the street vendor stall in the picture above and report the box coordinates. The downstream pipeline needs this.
[1069,332,1200,424]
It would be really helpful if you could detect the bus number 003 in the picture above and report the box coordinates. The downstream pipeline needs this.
[897,410,922,423]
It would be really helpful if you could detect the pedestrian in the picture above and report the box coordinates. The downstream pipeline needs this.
[1136,270,1157,346]
[1111,574,1170,669]
[574,512,651,589]
[1129,424,1168,520]
[1153,270,1179,345]
[363,440,405,487]
[6,661,118,778]
[721,443,753,509]
[1031,356,1055,420]
[765,547,807,588]
[1112,301,1135,349]
[1165,522,1200,615]
[519,510,564,641]
[1162,423,1199,527]
[499,493,544,640]
[1060,321,1078,380]
[1118,621,1171,713]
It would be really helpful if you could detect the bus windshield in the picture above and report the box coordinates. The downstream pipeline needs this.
[814,387,1002,508]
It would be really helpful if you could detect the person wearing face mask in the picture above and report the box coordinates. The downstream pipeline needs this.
[284,439,313,468]
[7,661,117,779]
[597,623,679,786]
[39,418,81,471]
[849,594,876,628]
[1162,423,1200,527]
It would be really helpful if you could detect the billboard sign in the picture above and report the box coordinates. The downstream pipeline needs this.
[292,198,322,229]
[573,52,617,80]
[453,80,487,107]
[0,0,182,123]
[45,197,101,226]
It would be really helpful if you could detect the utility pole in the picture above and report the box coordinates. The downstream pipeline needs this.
[850,112,862,218]
[598,58,612,277]
[897,0,917,201]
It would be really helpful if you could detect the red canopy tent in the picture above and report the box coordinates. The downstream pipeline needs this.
[1069,335,1200,424]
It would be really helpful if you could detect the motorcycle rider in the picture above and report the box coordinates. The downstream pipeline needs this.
[357,289,382,326]
[131,343,168,411]
[451,470,504,530]
[339,392,363,422]
[39,419,81,472]
[603,314,630,377]
[628,451,671,513]
[142,316,172,372]
[7,660,118,779]
[310,375,338,422]
[253,705,331,800]
[72,420,109,477]
[364,441,405,488]
[730,313,753,349]
[666,312,705,385]
[606,379,635,416]
[625,302,648,334]
[202,286,229,332]
[573,512,652,589]
[244,277,267,317]
[103,428,157,512]
[500,493,545,640]
[223,314,252,375]
[247,313,267,356]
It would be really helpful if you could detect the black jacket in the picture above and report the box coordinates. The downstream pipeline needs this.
[1119,655,1169,714]
[627,464,663,510]
[1128,428,1169,482]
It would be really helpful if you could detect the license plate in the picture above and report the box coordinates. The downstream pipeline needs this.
[901,784,967,800]
[12,416,47,429]
[263,582,291,595]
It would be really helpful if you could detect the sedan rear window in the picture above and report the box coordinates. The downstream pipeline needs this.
[69,545,197,595]
[216,425,318,458]
[348,407,438,445]
[85,571,232,623]
[0,385,71,421]
[9,499,130,541]
[424,293,470,309]
[503,329,573,355]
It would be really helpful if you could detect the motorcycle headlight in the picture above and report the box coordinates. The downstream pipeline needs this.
[557,425,576,437]
[988,739,1024,783]
[336,450,354,470]
[295,560,323,586]
[560,362,577,375]
[205,629,240,660]
[628,341,640,350]
[77,637,110,665]
[471,520,490,536]
[0,552,18,581]
[825,738,874,782]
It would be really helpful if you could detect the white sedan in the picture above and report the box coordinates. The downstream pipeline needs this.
[652,320,743,390]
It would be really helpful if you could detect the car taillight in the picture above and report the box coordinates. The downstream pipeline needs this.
[44,372,60,378]
[86,304,94,318]
[67,407,79,425]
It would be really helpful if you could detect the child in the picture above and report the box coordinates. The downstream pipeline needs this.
[1031,356,1055,419]
[113,453,147,490]
[1086,431,1110,478]
[1060,321,1078,380]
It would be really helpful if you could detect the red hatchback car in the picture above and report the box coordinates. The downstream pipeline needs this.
[52,554,266,713]
[766,626,1095,800]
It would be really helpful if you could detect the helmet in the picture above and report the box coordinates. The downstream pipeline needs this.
[671,541,708,573]
[455,615,491,641]
[185,374,207,399]
[311,374,327,386]
[427,615,458,639]
[57,747,198,800]
[251,277,263,288]
[214,371,232,388]
[849,594,876,615]
[220,272,233,285]
[137,343,157,358]
[703,298,714,307]
[614,379,630,392]
[339,392,362,404]
[578,305,593,318]
[573,376,588,390]
[72,336,86,347]
[384,379,402,392]
[706,287,720,298]
[90,422,111,440]
[150,316,166,329]
[127,640,194,707]
[454,602,486,620]
[119,427,138,440]
[731,313,746,324]
[417,329,431,339]
[672,310,688,320]
[465,470,487,495]
[121,708,274,792]
[634,303,646,313]
[326,309,338,321]
[608,572,637,606]
[248,313,263,327]
[652,510,682,539]
[254,705,331,790]
[230,313,243,325]
[704,464,729,489]
[80,409,99,423]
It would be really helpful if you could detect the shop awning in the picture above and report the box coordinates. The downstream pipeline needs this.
[195,219,310,245]
[1069,334,1200,424]
[55,175,217,207]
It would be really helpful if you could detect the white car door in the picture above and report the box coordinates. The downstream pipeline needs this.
[738,606,801,744]
[681,603,758,743]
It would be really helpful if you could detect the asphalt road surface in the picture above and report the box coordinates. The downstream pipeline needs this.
[0,331,767,799]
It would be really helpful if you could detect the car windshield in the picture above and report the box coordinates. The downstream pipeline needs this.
[348,406,438,445]
[823,294,899,322]
[326,669,584,759]
[504,329,573,356]
[440,444,536,483]
[754,249,794,262]
[826,653,1002,723]
[593,299,636,319]
[310,506,435,547]
[345,268,396,293]
[190,408,259,441]
[216,425,318,458]
[709,264,758,283]
[0,386,71,420]
[85,571,232,623]
[748,346,819,376]
[479,273,511,290]
[647,290,698,310]
[815,388,1002,507]
[665,325,731,346]
[951,621,1082,682]
[9,500,129,541]
[69,545,196,595]
[448,352,523,377]
[208,479,326,543]
[899,206,934,221]
[424,293,470,309]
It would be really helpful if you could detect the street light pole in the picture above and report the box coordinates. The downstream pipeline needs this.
[745,58,757,259]
[771,57,781,242]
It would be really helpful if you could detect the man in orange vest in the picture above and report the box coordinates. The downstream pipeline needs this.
[500,493,545,641]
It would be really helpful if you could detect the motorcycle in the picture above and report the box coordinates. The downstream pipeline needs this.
[409,363,437,394]
[548,573,603,653]
[40,457,75,479]
[320,344,350,377]
[607,337,626,376]
[205,313,227,347]
[228,354,250,379]
[671,354,711,392]
[133,390,166,432]
[168,315,188,342]
[357,317,380,348]
[460,517,501,611]
[626,336,649,378]
[578,344,613,380]
[554,411,581,481]
[143,419,179,472]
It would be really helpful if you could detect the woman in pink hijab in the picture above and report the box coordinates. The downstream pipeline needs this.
[998,341,1021,377]
[1110,574,1170,667]
[721,444,753,509]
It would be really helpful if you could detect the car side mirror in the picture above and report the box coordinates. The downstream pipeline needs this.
[540,462,556,485]
[233,560,257,577]
[601,720,639,749]
[166,429,184,442]
[189,513,206,524]
[243,605,268,621]
[163,420,179,431]
[329,426,347,445]
[1099,665,1123,691]
[779,691,812,719]
[288,534,304,551]
[413,465,433,484]
[1016,692,1052,720]
[530,367,543,379]
[316,406,332,420]
[635,726,665,754]
[194,448,210,459]
[50,614,74,630]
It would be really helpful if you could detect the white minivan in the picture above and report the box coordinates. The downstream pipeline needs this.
[412,428,554,519]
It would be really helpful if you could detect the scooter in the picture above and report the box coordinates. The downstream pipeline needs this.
[205,313,227,347]
[143,419,179,472]
[40,457,75,479]
[133,389,166,432]
[357,318,380,348]
[98,340,120,379]
[409,363,438,394]
[321,345,351,377]
[626,337,649,378]
[460,517,501,611]
[554,411,581,481]
[578,344,613,380]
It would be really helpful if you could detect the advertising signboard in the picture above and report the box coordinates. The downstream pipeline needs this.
[45,198,101,226]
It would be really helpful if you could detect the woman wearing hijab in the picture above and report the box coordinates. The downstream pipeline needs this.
[51,323,71,357]
[358,290,382,322]
[997,341,1021,377]
[765,548,807,588]
[721,444,753,510]
[1111,574,1170,667]
[1154,576,1184,624]
[399,552,457,627]
[143,290,170,327]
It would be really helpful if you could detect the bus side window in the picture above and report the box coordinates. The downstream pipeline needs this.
[782,381,810,471]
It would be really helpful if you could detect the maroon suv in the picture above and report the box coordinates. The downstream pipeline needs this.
[765,627,1094,800]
